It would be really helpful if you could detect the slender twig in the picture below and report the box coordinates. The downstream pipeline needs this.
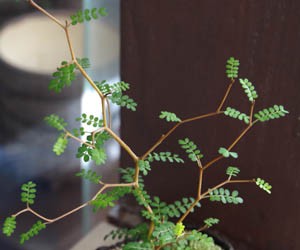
[142,112,223,160]
[65,131,94,147]
[13,208,29,217]
[64,21,76,61]
[217,79,235,112]
[28,0,65,28]
[105,127,138,161]
[178,178,255,223]
[203,123,254,171]
[249,101,255,124]
[197,168,204,199]
[91,127,105,145]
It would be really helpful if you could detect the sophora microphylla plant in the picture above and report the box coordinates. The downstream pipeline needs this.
[3,1,289,249]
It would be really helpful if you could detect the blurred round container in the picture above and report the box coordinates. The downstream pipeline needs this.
[0,10,83,182]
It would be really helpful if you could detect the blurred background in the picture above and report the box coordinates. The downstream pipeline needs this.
[0,1,300,250]
[0,0,120,249]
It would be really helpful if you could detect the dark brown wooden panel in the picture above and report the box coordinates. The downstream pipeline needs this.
[121,1,300,249]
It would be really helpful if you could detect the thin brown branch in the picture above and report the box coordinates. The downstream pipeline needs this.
[249,101,255,124]
[141,112,222,159]
[64,21,76,60]
[28,0,65,28]
[203,123,254,171]
[178,178,255,223]
[66,131,94,148]
[105,127,138,161]
[217,79,235,112]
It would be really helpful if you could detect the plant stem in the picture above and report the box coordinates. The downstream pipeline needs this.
[28,0,65,28]
[105,127,138,161]
[66,131,94,147]
[203,123,254,171]
[217,79,235,112]
[142,112,222,159]
[178,179,255,223]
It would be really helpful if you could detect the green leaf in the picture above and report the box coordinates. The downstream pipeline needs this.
[147,152,184,164]
[239,78,258,102]
[76,57,90,69]
[152,222,176,245]
[204,218,219,228]
[20,221,46,245]
[91,147,107,165]
[90,187,131,211]
[49,61,76,93]
[75,169,102,184]
[109,92,137,111]
[226,57,239,79]
[254,105,289,122]
[179,138,203,162]
[226,166,240,177]
[70,8,107,26]
[44,114,67,131]
[138,160,151,176]
[209,188,243,204]
[76,113,103,127]
[224,107,249,124]
[21,181,37,205]
[159,111,181,122]
[123,241,153,250]
[53,135,68,156]
[2,216,16,237]
[256,178,272,194]
[174,222,185,236]
[218,147,238,159]
[96,80,130,96]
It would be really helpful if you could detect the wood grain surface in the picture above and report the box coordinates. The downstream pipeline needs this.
[121,1,300,249]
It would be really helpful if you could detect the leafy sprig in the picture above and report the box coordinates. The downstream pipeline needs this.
[70,8,107,25]
[239,78,258,102]
[53,135,68,156]
[256,178,272,194]
[179,138,203,162]
[109,92,137,111]
[226,57,239,79]
[147,152,184,164]
[20,221,46,245]
[218,147,238,158]
[90,187,131,211]
[209,188,243,204]
[224,107,249,124]
[76,113,103,127]
[2,216,16,237]
[226,166,240,178]
[159,111,181,122]
[49,61,76,93]
[254,105,289,122]
[75,169,102,184]
[21,181,37,205]
[44,114,67,131]
[204,218,220,228]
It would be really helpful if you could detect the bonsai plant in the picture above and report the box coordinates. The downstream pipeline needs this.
[2,1,289,249]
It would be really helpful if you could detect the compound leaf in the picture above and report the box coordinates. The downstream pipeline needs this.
[256,178,272,194]
[21,181,37,205]
[254,105,289,122]
[44,114,67,131]
[2,216,16,237]
[20,221,46,245]
[75,169,102,184]
[159,111,181,122]
[226,57,239,79]
[239,78,258,102]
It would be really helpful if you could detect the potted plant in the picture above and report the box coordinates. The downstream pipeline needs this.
[2,1,289,249]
